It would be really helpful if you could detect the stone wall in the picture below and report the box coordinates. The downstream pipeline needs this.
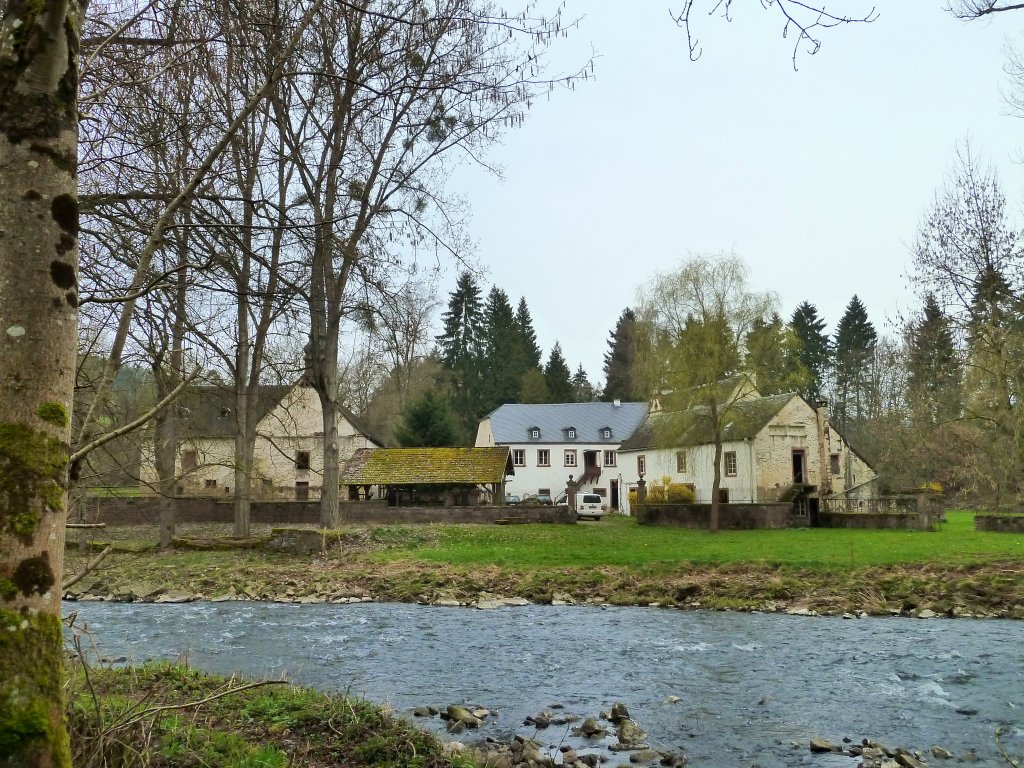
[974,514,1024,533]
[79,496,575,526]
[818,511,935,531]
[638,503,793,529]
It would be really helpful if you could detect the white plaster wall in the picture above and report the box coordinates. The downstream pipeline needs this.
[618,441,756,503]
[138,385,375,497]
[500,442,624,500]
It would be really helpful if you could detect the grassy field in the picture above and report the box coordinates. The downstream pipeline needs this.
[369,511,1024,570]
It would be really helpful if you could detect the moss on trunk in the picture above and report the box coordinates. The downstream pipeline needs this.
[0,609,71,766]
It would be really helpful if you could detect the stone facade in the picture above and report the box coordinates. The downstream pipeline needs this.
[974,514,1024,533]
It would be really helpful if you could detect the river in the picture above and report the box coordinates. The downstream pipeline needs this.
[66,602,1024,766]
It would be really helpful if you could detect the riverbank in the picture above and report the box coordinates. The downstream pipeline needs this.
[62,512,1024,618]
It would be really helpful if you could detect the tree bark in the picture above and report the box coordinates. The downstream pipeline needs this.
[0,0,80,763]
[709,400,721,532]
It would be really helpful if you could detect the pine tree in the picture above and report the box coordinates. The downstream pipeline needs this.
[602,308,639,401]
[744,312,808,396]
[571,364,597,402]
[480,286,521,412]
[906,293,962,425]
[833,295,877,430]
[435,271,485,437]
[394,389,461,447]
[544,342,574,403]
[519,368,550,403]
[789,301,831,403]
[514,297,543,370]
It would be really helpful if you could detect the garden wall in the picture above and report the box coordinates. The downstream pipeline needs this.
[974,514,1024,533]
[78,496,575,526]
[818,511,936,531]
[638,503,792,529]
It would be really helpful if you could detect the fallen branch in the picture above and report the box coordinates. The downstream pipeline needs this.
[63,546,113,591]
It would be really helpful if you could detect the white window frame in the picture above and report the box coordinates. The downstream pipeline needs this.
[676,450,687,474]
[564,450,578,467]
[724,451,737,477]
[567,428,576,439]
[637,454,646,476]
[537,449,550,467]
[512,449,526,466]
[601,428,612,439]
[603,450,616,467]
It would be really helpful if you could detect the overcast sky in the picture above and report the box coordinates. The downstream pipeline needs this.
[438,2,1024,387]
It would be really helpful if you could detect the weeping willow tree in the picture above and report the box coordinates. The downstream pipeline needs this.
[634,252,775,531]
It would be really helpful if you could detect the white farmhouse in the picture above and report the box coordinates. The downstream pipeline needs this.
[475,401,649,509]
[616,391,876,523]
[139,382,380,500]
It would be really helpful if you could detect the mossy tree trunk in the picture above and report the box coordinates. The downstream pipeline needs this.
[0,0,81,764]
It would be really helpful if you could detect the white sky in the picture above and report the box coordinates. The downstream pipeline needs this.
[441,2,1024,387]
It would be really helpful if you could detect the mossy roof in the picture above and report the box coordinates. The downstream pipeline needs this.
[340,447,513,485]
[619,393,800,451]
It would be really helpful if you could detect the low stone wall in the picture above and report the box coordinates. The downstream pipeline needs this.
[80,496,575,526]
[819,511,936,531]
[974,514,1024,533]
[638,503,792,530]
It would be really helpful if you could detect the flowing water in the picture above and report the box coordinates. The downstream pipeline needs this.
[66,602,1024,766]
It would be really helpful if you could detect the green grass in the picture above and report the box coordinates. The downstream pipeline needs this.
[371,511,1024,571]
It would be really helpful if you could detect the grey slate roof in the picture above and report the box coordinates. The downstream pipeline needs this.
[487,402,649,445]
[619,392,798,451]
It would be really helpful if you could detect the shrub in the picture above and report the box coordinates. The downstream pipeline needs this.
[665,483,695,504]
[646,485,666,503]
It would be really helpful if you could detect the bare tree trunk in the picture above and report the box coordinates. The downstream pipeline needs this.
[154,406,177,549]
[233,431,252,536]
[318,355,341,528]
[0,0,80,762]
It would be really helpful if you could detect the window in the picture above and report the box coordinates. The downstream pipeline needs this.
[600,427,612,440]
[594,488,607,497]
[830,453,842,476]
[204,478,217,488]
[538,488,551,497]
[566,427,576,439]
[181,450,198,473]
[637,455,646,476]
[718,488,730,504]
[724,451,737,477]
[513,449,526,466]
[564,450,577,467]
[295,481,309,501]
[537,449,550,467]
[603,450,616,467]
[296,450,311,470]
[529,427,541,439]
[676,450,687,473]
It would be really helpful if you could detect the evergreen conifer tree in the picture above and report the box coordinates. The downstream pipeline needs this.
[480,286,522,411]
[571,364,597,402]
[435,271,485,437]
[789,301,831,403]
[544,343,574,403]
[833,295,877,430]
[906,293,962,424]
[602,308,639,401]
[744,313,809,396]
[514,297,543,370]
[395,389,461,447]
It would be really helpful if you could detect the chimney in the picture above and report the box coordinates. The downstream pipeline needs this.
[816,400,832,495]
[613,399,621,407]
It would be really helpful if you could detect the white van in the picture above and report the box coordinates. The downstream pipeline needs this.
[576,493,607,521]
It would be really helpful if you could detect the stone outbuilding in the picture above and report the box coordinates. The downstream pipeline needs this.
[339,447,514,506]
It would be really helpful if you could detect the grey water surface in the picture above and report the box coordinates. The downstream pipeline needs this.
[66,602,1024,766]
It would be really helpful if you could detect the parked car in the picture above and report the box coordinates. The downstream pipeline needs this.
[523,493,553,505]
[576,493,607,521]
[504,494,521,506]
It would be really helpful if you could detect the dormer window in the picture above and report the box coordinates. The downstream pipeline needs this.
[565,427,576,440]
[529,427,541,440]
[600,427,612,440]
